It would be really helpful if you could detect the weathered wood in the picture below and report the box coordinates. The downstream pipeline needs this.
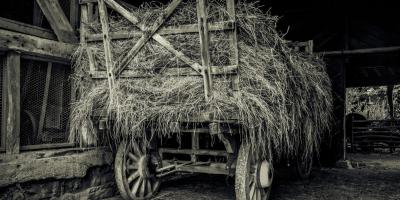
[114,0,182,77]
[4,52,21,154]
[0,17,56,40]
[320,46,400,56]
[0,147,113,187]
[33,0,44,26]
[70,0,80,31]
[80,4,96,72]
[98,0,116,104]
[227,0,240,92]
[0,29,76,60]
[160,148,228,157]
[86,21,235,42]
[1,58,6,151]
[197,0,213,101]
[90,65,237,79]
[37,62,52,142]
[191,132,200,162]
[36,0,78,43]
[177,163,229,175]
[20,143,74,151]
[103,0,202,74]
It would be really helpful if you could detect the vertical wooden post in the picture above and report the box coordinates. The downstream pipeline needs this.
[98,0,116,105]
[33,0,44,26]
[4,51,21,154]
[191,133,199,162]
[69,0,80,31]
[387,85,394,119]
[80,4,96,73]
[197,0,213,101]
[226,0,239,92]
[37,62,52,141]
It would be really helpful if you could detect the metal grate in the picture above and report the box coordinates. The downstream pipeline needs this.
[20,59,71,146]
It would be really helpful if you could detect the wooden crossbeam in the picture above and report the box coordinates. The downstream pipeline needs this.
[86,21,235,42]
[197,0,213,101]
[0,29,75,60]
[90,65,237,79]
[0,17,56,40]
[103,0,202,74]
[98,0,116,103]
[114,0,182,77]
[36,0,78,43]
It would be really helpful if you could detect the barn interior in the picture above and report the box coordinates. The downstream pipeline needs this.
[0,0,399,199]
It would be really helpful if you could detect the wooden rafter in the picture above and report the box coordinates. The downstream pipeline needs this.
[114,0,183,76]
[36,0,78,43]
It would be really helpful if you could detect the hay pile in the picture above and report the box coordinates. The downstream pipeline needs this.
[70,0,332,161]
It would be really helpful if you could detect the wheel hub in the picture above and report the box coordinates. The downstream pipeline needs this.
[138,155,151,178]
[257,160,273,188]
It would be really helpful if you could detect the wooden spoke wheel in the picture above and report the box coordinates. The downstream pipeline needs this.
[293,152,313,180]
[235,143,273,200]
[115,140,162,200]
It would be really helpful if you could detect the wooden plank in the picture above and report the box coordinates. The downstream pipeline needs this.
[0,29,76,60]
[90,65,237,79]
[320,46,400,56]
[4,52,21,154]
[0,17,56,40]
[226,0,239,92]
[197,0,213,101]
[36,0,78,43]
[33,1,44,26]
[20,143,75,151]
[160,148,228,157]
[80,5,96,72]
[37,62,52,142]
[98,0,116,103]
[0,148,113,187]
[177,163,229,175]
[103,0,202,74]
[86,21,235,42]
[114,0,182,77]
[1,58,6,150]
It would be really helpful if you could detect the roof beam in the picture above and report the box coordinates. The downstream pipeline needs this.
[36,0,78,43]
[0,29,76,61]
[0,17,56,40]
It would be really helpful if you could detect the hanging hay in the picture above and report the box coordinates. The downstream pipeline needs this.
[70,0,333,161]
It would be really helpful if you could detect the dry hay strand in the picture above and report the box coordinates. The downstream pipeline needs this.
[70,0,333,161]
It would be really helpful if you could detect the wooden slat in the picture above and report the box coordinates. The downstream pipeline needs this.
[227,0,239,92]
[197,0,213,101]
[160,148,228,157]
[114,0,182,77]
[4,52,21,154]
[0,17,56,40]
[90,65,237,79]
[103,0,202,74]
[177,163,229,175]
[0,29,76,60]
[98,0,117,104]
[86,21,235,42]
[36,0,78,43]
[20,143,75,150]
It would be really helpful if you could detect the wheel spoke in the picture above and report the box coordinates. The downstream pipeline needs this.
[133,141,142,156]
[127,171,140,184]
[256,189,261,200]
[128,152,139,161]
[127,163,138,170]
[147,179,153,193]
[249,181,255,200]
[131,177,142,195]
[140,179,146,197]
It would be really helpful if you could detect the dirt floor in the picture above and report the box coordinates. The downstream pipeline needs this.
[108,152,400,200]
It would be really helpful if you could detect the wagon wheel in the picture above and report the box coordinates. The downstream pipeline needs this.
[115,140,162,200]
[293,152,313,180]
[235,143,273,200]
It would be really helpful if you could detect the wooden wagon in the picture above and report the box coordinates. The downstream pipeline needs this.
[78,0,314,199]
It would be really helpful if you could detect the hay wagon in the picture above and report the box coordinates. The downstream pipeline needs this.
[75,0,326,199]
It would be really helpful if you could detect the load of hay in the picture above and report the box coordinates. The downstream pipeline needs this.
[70,0,333,161]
